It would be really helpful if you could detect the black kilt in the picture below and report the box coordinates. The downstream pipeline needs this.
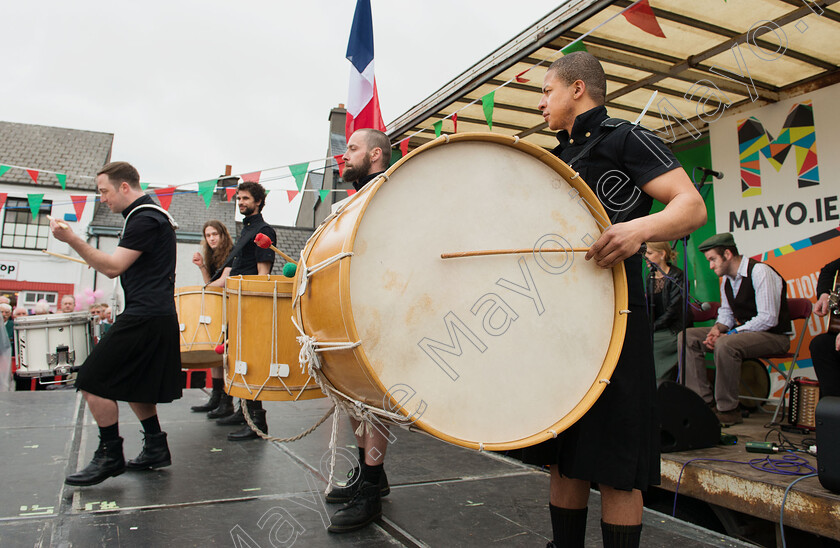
[75,314,182,404]
[522,303,660,491]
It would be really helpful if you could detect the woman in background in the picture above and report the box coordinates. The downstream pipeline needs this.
[190,220,234,416]
[645,241,686,380]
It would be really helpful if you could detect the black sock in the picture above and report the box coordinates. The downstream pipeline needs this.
[140,415,161,435]
[550,504,587,548]
[357,446,366,466]
[362,463,383,485]
[99,423,120,443]
[601,521,642,548]
[211,377,224,391]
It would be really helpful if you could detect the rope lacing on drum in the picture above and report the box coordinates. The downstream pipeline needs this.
[548,429,558,438]
[600,379,611,384]
[292,252,354,310]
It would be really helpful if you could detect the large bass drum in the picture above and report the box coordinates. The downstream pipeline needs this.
[293,133,627,451]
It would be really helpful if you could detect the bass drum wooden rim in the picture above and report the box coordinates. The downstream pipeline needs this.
[294,132,628,451]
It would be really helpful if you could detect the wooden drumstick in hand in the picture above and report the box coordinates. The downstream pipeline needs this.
[254,233,297,264]
[47,215,69,229]
[441,247,590,259]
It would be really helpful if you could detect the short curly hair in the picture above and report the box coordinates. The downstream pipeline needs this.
[237,181,267,212]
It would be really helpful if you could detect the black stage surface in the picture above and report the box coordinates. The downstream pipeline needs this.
[0,390,753,547]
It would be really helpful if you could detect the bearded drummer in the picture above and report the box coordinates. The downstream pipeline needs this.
[189,220,234,416]
[50,161,182,487]
[208,181,277,441]
[324,128,394,534]
[526,52,707,547]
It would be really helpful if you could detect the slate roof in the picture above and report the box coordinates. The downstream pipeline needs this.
[89,188,237,238]
[0,121,113,191]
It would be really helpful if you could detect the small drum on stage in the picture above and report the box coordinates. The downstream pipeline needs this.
[224,275,325,402]
[293,133,628,451]
[14,311,95,377]
[175,286,225,368]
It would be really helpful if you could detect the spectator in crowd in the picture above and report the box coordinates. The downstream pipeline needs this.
[60,295,76,313]
[13,307,27,319]
[34,301,51,315]
[1,304,12,350]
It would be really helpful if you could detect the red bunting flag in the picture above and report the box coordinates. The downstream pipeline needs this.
[241,171,261,183]
[286,190,299,202]
[26,169,39,183]
[399,139,409,157]
[452,113,458,134]
[622,0,666,38]
[154,187,176,210]
[70,196,87,221]
[515,69,530,83]
[347,189,357,197]
[225,187,237,202]
[0,193,6,211]
[333,155,346,177]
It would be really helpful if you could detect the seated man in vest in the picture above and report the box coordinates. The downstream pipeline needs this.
[681,233,791,425]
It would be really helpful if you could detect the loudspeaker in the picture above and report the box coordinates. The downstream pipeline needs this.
[816,396,840,493]
[658,381,721,453]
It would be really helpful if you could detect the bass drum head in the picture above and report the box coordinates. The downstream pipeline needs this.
[344,134,627,449]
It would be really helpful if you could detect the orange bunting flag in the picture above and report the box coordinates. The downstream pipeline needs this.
[346,189,357,197]
[241,171,261,183]
[225,187,237,202]
[70,195,87,221]
[399,139,409,157]
[622,0,666,38]
[154,187,176,210]
[333,155,346,177]
[0,193,6,211]
[286,190,299,202]
[26,169,39,183]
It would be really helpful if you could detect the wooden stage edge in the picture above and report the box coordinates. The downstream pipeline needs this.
[656,410,840,541]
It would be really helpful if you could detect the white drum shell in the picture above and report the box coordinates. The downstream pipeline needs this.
[14,311,94,377]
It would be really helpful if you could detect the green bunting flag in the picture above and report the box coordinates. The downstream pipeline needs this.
[561,40,588,55]
[0,166,10,178]
[140,182,150,191]
[433,120,443,138]
[198,180,216,208]
[482,91,495,131]
[289,163,309,192]
[56,173,67,190]
[319,189,330,203]
[27,193,44,220]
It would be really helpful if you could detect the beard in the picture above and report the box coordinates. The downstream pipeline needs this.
[239,205,256,217]
[342,155,372,183]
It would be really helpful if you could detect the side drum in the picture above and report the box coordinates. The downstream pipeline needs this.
[14,311,95,377]
[175,286,225,368]
[224,275,325,401]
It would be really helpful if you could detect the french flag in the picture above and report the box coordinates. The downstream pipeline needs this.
[345,0,385,140]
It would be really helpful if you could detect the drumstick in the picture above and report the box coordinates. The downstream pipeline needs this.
[441,248,591,259]
[47,215,69,229]
[42,249,87,265]
[254,233,297,264]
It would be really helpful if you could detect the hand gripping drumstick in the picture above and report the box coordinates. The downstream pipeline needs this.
[47,215,70,229]
[254,233,297,264]
[441,247,590,259]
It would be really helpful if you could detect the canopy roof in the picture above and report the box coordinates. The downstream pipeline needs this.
[387,0,840,150]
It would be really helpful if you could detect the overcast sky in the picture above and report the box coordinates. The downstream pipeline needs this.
[4,1,562,224]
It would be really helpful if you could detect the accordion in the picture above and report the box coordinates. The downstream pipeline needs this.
[788,377,820,430]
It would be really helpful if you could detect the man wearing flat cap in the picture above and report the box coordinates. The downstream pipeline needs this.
[681,233,791,425]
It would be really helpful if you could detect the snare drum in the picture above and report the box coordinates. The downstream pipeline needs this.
[14,311,95,377]
[293,133,628,451]
[224,275,325,401]
[175,286,224,368]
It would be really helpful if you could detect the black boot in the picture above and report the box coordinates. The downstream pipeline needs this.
[327,480,382,533]
[191,386,222,413]
[65,437,125,486]
[228,404,267,441]
[326,466,390,503]
[126,432,172,470]
[208,393,235,420]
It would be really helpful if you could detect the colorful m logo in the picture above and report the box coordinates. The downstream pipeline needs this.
[737,101,819,197]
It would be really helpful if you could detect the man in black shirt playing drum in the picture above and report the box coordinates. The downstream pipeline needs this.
[529,53,706,547]
[51,161,181,487]
[209,181,277,441]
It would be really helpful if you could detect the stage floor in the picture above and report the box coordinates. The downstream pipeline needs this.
[0,389,752,547]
